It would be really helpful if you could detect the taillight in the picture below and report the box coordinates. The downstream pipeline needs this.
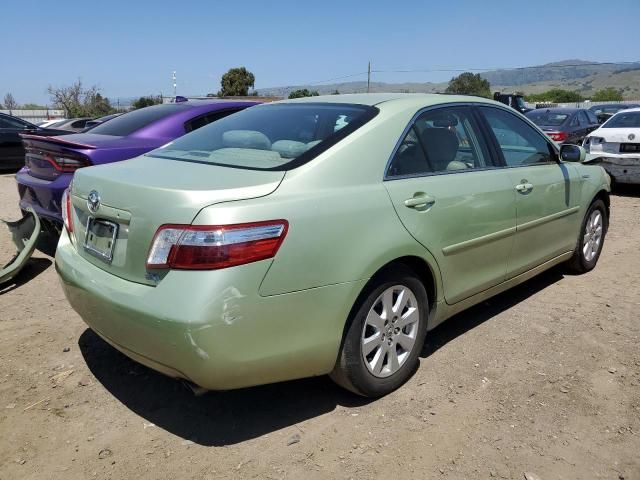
[146,220,288,270]
[43,153,90,172]
[548,131,568,142]
[61,188,74,232]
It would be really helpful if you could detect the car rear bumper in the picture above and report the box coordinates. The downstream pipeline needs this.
[16,168,71,225]
[55,228,364,390]
[588,155,640,184]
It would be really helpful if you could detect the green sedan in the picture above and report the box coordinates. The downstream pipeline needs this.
[56,94,610,397]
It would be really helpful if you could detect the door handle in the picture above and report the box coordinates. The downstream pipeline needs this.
[515,182,533,193]
[404,193,436,210]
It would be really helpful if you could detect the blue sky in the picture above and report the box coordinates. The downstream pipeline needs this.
[4,0,640,104]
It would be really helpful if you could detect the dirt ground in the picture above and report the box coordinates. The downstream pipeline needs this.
[0,172,639,480]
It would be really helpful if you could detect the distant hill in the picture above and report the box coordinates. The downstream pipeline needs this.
[257,60,640,99]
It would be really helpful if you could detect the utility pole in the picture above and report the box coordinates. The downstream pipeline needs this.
[367,61,371,93]
[172,71,177,97]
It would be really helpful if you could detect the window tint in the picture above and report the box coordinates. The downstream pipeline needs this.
[88,104,189,136]
[526,111,569,127]
[570,115,580,127]
[602,111,640,128]
[578,111,590,126]
[481,107,555,167]
[0,115,27,129]
[184,108,241,133]
[148,103,377,170]
[387,106,491,177]
[586,110,598,124]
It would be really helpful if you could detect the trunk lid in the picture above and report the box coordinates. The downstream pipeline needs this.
[69,156,285,285]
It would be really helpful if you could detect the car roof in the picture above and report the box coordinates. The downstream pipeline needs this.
[275,92,506,111]
[617,107,640,113]
[529,107,581,114]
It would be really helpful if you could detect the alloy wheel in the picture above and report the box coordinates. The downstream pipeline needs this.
[361,285,420,378]
[583,209,603,262]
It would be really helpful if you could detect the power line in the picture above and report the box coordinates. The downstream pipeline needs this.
[260,60,640,90]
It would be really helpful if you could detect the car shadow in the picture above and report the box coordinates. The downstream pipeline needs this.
[79,266,564,447]
[78,329,371,446]
[0,257,52,295]
[611,183,640,197]
[422,266,564,357]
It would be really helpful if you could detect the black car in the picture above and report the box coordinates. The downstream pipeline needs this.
[525,108,600,144]
[588,103,640,124]
[0,113,70,170]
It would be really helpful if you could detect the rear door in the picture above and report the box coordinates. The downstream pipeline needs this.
[477,106,582,278]
[384,105,516,305]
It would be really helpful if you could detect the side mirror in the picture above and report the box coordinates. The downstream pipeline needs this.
[560,144,586,162]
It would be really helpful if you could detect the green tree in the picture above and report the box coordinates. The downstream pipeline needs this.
[22,103,47,109]
[445,72,491,98]
[132,95,162,109]
[3,93,18,110]
[47,79,116,117]
[218,67,255,96]
[332,90,340,95]
[525,89,583,103]
[288,88,320,99]
[591,87,623,102]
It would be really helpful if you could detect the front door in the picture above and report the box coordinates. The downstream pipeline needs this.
[384,105,516,305]
[478,106,582,278]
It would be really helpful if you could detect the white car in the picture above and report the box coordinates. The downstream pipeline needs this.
[37,118,66,128]
[583,107,640,185]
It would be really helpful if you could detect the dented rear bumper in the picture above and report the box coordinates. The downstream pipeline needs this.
[588,155,640,185]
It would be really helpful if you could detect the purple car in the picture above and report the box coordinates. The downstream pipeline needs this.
[17,99,258,231]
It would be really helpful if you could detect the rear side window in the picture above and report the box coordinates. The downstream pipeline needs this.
[586,110,598,124]
[481,107,555,167]
[89,104,188,136]
[148,103,377,170]
[578,111,590,126]
[184,109,241,133]
[387,106,491,177]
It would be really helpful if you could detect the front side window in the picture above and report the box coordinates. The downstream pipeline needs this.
[148,103,377,170]
[481,107,555,167]
[387,106,491,177]
[586,110,598,124]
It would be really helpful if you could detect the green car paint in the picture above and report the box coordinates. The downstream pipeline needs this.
[55,93,610,391]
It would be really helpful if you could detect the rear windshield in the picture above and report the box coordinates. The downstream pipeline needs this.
[602,111,640,128]
[590,105,626,115]
[147,103,378,170]
[88,104,187,136]
[526,111,569,127]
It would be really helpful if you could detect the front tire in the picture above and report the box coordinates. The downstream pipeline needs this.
[566,199,608,273]
[330,265,428,397]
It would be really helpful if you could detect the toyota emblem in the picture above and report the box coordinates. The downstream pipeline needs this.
[629,133,636,141]
[87,190,101,214]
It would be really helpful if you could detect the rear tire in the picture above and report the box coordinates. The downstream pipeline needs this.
[330,265,428,397]
[566,199,608,274]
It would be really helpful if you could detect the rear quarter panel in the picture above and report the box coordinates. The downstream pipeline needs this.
[192,105,445,301]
